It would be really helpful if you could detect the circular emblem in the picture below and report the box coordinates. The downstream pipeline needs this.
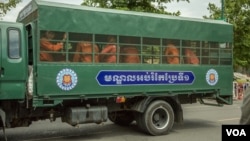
[56,68,78,91]
[206,69,218,86]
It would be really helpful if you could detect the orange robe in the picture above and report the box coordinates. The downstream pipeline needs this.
[120,47,140,63]
[100,44,117,63]
[165,44,180,64]
[40,38,63,61]
[73,41,99,63]
[184,48,199,64]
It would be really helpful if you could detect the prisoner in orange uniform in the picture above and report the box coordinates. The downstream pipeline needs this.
[184,48,199,64]
[120,47,140,63]
[40,31,63,61]
[73,41,99,63]
[99,37,117,63]
[165,44,180,64]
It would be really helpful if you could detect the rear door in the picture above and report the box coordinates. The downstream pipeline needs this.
[0,23,28,100]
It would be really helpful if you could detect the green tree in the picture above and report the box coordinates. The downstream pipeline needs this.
[81,0,189,16]
[0,0,21,17]
[203,0,250,73]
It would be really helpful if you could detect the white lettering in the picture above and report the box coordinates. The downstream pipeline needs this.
[240,129,246,136]
[226,129,233,136]
[232,129,239,136]
[226,129,246,136]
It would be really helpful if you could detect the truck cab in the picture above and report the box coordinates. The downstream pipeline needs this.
[0,21,28,100]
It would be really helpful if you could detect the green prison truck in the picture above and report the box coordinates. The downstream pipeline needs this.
[0,0,234,140]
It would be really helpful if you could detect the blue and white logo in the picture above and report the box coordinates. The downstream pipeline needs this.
[206,69,218,86]
[56,68,78,91]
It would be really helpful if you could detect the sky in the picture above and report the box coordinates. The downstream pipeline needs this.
[1,0,222,21]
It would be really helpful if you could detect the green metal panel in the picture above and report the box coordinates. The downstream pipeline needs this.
[37,5,232,42]
[36,64,233,98]
[17,0,233,42]
[0,22,28,99]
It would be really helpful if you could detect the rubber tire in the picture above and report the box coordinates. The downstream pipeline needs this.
[141,100,174,135]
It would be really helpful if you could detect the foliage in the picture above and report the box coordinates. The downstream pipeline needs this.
[81,0,189,16]
[203,0,250,72]
[0,0,21,16]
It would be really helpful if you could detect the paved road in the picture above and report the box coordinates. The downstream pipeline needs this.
[1,99,243,141]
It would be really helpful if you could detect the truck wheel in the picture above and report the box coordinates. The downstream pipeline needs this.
[108,111,134,126]
[142,100,174,135]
